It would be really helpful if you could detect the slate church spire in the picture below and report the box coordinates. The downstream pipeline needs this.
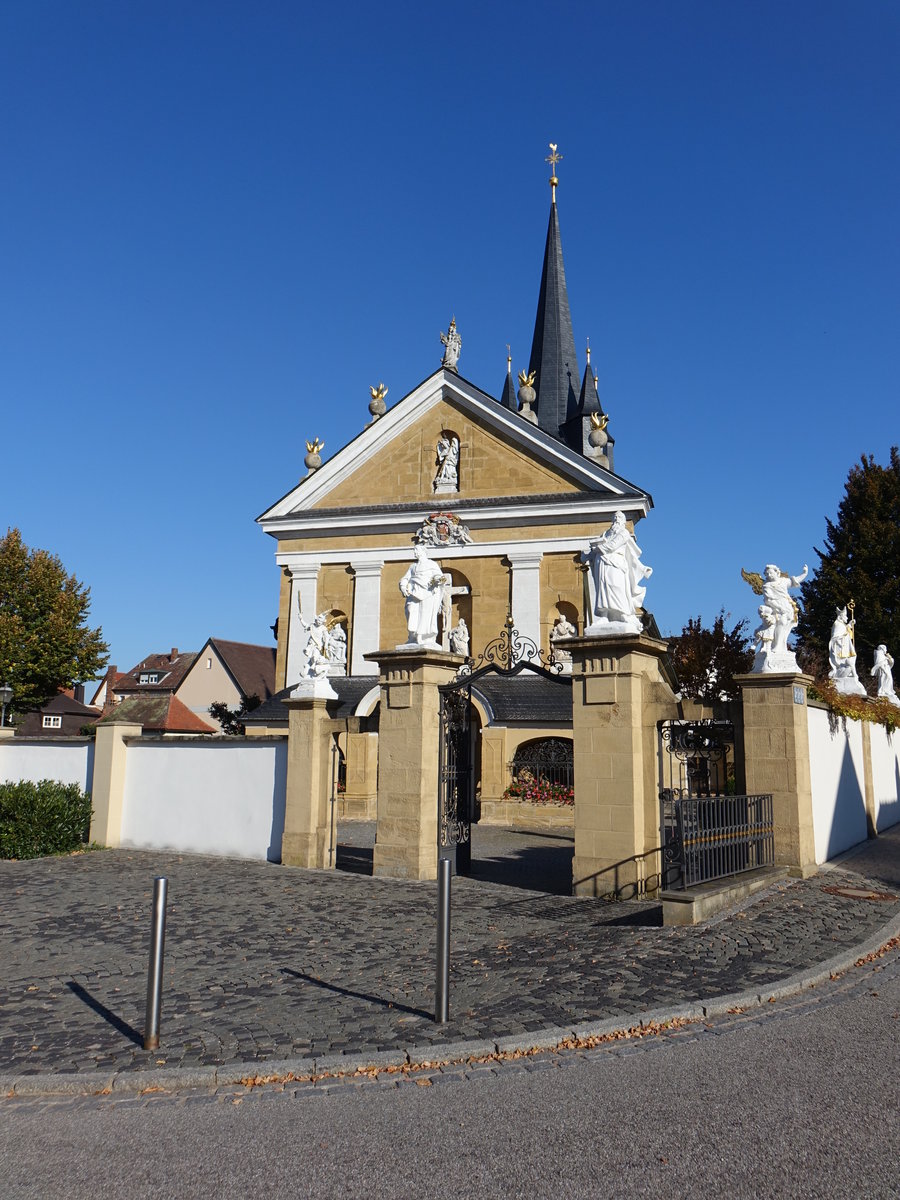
[527,144,580,440]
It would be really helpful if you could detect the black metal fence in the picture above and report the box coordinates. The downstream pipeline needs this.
[674,793,774,888]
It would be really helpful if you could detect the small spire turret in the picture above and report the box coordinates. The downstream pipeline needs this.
[499,345,517,411]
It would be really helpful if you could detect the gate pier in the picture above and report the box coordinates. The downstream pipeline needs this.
[568,633,678,898]
[735,671,816,875]
[282,695,344,869]
[367,648,465,881]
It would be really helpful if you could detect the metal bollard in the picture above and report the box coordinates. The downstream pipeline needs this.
[143,876,168,1051]
[435,857,451,1023]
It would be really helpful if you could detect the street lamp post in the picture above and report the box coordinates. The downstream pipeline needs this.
[0,682,13,728]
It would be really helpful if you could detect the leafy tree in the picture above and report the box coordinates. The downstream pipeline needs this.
[209,693,261,736]
[797,448,900,677]
[668,611,753,702]
[0,529,109,714]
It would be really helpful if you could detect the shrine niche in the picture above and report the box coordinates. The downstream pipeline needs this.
[549,601,579,667]
[439,567,473,653]
[433,430,460,495]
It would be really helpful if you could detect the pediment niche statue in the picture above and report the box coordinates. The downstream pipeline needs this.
[433,434,460,494]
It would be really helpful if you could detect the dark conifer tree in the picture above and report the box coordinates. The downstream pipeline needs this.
[797,448,900,677]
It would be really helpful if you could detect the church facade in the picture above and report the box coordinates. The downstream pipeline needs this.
[255,161,655,819]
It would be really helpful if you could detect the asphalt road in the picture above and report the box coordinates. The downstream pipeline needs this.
[3,943,899,1200]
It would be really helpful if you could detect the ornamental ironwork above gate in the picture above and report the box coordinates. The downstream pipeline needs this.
[454,613,564,684]
[658,718,735,801]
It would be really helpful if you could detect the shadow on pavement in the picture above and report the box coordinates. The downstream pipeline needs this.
[336,820,577,896]
[66,980,143,1046]
[468,843,574,895]
[280,966,431,1020]
[335,842,374,875]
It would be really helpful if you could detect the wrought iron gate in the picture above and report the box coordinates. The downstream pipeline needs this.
[658,719,734,887]
[658,719,772,888]
[438,617,563,875]
[437,682,475,875]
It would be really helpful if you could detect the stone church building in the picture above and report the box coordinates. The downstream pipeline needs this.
[252,161,658,831]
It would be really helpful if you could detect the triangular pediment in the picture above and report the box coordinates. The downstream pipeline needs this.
[258,370,649,526]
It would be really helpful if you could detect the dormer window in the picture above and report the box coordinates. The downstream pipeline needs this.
[139,672,160,685]
[42,715,62,729]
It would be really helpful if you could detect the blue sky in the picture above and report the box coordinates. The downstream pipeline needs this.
[1,1,898,680]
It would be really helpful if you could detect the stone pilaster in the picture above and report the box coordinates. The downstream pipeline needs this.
[478,725,508,807]
[568,633,678,898]
[861,721,877,839]
[282,696,339,869]
[735,672,816,875]
[350,561,385,676]
[366,648,464,881]
[506,549,543,650]
[90,720,143,847]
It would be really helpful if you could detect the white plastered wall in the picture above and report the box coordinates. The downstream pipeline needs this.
[0,740,94,792]
[119,738,287,861]
[868,724,900,833]
[807,706,868,863]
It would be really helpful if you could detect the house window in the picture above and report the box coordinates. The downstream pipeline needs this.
[42,715,62,729]
[139,673,160,685]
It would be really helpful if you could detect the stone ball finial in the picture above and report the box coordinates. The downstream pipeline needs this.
[586,411,609,466]
[517,369,538,425]
[588,411,609,448]
[368,382,388,420]
[304,437,324,474]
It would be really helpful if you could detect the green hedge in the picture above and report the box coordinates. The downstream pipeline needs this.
[0,779,93,860]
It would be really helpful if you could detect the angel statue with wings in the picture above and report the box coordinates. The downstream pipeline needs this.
[742,562,808,673]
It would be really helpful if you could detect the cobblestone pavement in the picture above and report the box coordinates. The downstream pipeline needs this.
[4,939,897,1111]
[1,822,899,1083]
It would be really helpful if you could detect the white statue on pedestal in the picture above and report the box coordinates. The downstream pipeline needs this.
[871,645,900,706]
[550,614,577,664]
[439,318,461,372]
[291,610,339,699]
[752,604,776,664]
[742,562,808,673]
[828,604,865,696]
[449,618,469,657]
[582,512,652,635]
[329,622,347,668]
[398,546,446,649]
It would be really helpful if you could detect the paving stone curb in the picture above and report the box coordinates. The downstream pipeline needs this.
[5,906,899,1099]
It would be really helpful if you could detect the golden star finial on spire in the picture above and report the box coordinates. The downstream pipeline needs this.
[546,142,562,202]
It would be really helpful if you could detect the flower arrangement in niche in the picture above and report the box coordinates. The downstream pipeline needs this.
[502,778,574,807]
